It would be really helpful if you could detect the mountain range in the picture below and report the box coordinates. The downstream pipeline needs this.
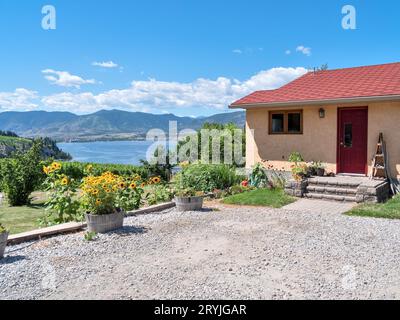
[0,109,245,142]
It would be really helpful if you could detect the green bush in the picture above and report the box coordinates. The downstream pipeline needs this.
[58,162,149,181]
[174,163,242,193]
[0,141,45,206]
[145,184,174,206]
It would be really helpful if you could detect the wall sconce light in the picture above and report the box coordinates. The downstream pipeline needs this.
[319,108,325,118]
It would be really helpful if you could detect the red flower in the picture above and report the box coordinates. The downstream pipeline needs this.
[241,180,249,187]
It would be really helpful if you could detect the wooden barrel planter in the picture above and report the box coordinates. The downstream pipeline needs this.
[0,232,9,259]
[174,196,203,212]
[85,211,124,234]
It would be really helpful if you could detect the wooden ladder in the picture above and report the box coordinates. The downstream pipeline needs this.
[370,133,388,180]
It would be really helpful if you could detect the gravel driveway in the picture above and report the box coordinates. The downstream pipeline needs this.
[1,201,400,300]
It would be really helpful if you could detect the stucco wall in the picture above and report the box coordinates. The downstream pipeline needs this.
[245,101,400,178]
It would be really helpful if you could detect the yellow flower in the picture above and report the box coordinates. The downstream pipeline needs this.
[92,189,99,196]
[105,188,111,193]
[61,177,69,185]
[51,162,61,171]
[86,164,93,171]
[119,182,126,189]
[95,199,102,206]
[152,176,161,184]
[43,166,49,174]
[130,182,137,189]
[140,182,146,188]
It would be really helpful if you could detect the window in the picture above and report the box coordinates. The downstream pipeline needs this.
[269,110,303,134]
[344,123,352,147]
[271,113,284,133]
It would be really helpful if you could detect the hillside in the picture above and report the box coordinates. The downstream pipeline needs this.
[0,110,245,141]
[0,134,71,160]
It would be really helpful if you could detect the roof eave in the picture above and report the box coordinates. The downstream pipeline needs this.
[229,94,400,109]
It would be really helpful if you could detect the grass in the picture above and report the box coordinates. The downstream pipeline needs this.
[345,195,400,219]
[0,192,48,234]
[222,188,296,208]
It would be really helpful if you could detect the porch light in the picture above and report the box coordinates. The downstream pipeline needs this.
[319,108,325,118]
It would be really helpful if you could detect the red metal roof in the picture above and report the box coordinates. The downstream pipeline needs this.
[230,62,400,107]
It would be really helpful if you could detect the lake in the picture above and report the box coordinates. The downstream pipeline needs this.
[58,140,163,165]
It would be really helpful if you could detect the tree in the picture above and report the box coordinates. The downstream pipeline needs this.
[0,140,44,206]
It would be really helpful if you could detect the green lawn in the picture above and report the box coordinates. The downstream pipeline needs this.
[0,192,48,234]
[222,188,296,208]
[345,195,400,219]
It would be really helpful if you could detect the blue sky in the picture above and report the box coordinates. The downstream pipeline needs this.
[0,0,399,116]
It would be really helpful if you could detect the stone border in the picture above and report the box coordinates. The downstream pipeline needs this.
[7,222,87,245]
[125,201,175,217]
[7,202,176,245]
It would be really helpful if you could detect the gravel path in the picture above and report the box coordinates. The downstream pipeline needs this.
[1,201,400,300]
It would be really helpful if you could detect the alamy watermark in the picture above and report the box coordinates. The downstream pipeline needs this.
[145,121,246,166]
[42,5,56,30]
[342,5,357,30]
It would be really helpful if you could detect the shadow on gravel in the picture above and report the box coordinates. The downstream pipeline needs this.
[0,255,26,265]
[110,225,149,236]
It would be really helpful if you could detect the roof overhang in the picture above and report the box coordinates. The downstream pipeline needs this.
[229,94,400,109]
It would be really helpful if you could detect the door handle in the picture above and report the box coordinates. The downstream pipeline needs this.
[340,142,344,147]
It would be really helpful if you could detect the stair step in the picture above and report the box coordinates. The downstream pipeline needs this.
[308,178,360,188]
[306,185,357,195]
[304,192,356,202]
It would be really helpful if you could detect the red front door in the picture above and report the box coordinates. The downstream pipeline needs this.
[338,107,368,174]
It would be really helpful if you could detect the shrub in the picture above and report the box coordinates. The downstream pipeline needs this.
[58,162,149,181]
[289,152,307,181]
[0,141,45,206]
[249,163,268,188]
[288,152,304,163]
[145,184,174,206]
[42,161,82,225]
[174,163,242,193]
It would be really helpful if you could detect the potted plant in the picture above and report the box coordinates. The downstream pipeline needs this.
[81,172,129,233]
[174,187,204,212]
[310,161,326,177]
[289,152,308,181]
[0,223,9,259]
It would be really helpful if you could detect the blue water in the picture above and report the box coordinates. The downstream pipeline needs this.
[58,140,159,165]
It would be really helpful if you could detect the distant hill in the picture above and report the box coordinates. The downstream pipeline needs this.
[0,109,245,141]
[0,134,71,160]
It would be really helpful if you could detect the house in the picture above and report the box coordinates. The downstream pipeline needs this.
[230,62,400,180]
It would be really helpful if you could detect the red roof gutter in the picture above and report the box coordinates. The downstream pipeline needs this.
[229,94,400,109]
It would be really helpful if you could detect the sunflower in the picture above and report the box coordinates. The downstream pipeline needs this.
[61,177,69,185]
[119,182,126,189]
[92,189,99,196]
[95,199,102,206]
[140,182,146,188]
[51,162,62,170]
[152,176,161,184]
[129,182,137,189]
[105,188,111,193]
[43,166,49,175]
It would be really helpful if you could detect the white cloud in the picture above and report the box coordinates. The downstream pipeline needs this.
[296,45,312,56]
[40,67,307,113]
[232,49,242,54]
[92,61,119,68]
[42,69,97,88]
[0,88,39,111]
[0,67,307,114]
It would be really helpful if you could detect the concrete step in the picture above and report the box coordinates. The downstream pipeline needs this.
[308,177,361,189]
[304,192,356,203]
[306,185,357,196]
